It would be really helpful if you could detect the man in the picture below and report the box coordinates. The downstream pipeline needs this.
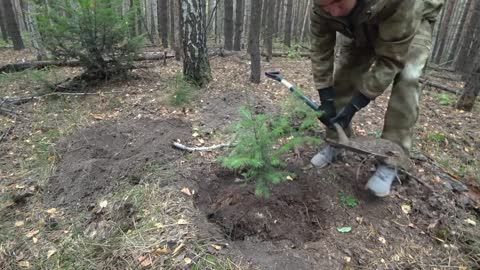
[310,0,444,196]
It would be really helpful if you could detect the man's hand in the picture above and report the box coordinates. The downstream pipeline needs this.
[318,87,336,128]
[331,93,371,129]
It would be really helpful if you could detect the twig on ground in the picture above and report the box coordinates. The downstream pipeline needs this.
[411,153,468,192]
[0,125,14,143]
[173,142,232,152]
[356,154,374,183]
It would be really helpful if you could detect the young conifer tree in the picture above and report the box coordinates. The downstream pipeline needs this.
[221,105,320,197]
[37,0,144,82]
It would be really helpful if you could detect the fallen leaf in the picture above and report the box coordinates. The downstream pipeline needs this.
[47,249,57,259]
[465,218,476,226]
[154,223,165,229]
[355,217,363,224]
[286,175,294,181]
[99,200,108,208]
[173,243,185,255]
[15,184,26,189]
[379,236,387,244]
[181,187,192,196]
[177,219,189,225]
[90,113,106,120]
[401,204,411,214]
[17,260,30,268]
[198,138,205,144]
[192,132,199,137]
[137,256,152,267]
[15,221,25,227]
[26,229,39,238]
[337,227,352,233]
[212,244,222,251]
[153,246,169,255]
[32,237,38,244]
[184,257,192,264]
[46,208,57,215]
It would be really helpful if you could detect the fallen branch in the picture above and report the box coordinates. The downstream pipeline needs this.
[262,51,311,58]
[419,78,460,94]
[173,142,232,152]
[0,53,175,73]
[1,90,124,107]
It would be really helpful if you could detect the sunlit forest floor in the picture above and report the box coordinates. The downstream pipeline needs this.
[1,47,479,269]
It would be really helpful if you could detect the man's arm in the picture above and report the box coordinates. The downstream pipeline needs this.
[358,0,423,99]
[310,7,336,90]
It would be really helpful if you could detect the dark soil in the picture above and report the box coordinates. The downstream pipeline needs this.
[46,117,191,207]
[193,149,472,269]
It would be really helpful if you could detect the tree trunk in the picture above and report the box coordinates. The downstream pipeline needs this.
[182,0,212,86]
[249,0,262,83]
[448,0,471,63]
[224,0,234,50]
[432,0,456,63]
[455,0,480,73]
[264,0,274,62]
[175,0,183,60]
[456,62,479,111]
[26,2,47,60]
[2,0,25,50]
[233,0,244,51]
[292,0,300,43]
[128,0,137,37]
[274,0,283,38]
[169,0,175,47]
[158,0,169,48]
[300,0,311,42]
[151,0,157,42]
[0,6,9,42]
[283,0,293,47]
[261,0,268,30]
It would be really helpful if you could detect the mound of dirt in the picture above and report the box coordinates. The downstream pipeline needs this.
[195,168,329,244]
[46,118,191,207]
[194,158,398,246]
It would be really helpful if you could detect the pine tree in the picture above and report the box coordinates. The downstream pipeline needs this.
[37,0,144,82]
[221,105,320,198]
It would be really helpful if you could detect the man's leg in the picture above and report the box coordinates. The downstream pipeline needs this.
[382,20,433,153]
[367,20,433,196]
[312,37,375,167]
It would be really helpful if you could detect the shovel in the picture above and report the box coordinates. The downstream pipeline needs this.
[265,71,411,171]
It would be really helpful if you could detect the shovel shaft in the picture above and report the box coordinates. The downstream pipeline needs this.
[265,71,320,111]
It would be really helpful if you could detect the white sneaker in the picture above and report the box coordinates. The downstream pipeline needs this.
[365,165,397,197]
[310,145,340,168]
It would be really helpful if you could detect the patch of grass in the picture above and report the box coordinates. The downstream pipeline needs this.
[26,181,200,269]
[427,132,446,143]
[287,44,303,60]
[12,96,93,187]
[437,93,455,106]
[191,254,241,270]
[169,73,196,106]
[0,68,58,94]
[339,193,359,208]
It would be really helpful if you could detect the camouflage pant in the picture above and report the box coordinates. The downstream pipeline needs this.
[327,20,433,153]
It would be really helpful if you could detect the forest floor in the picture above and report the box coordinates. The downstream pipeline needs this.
[0,47,479,269]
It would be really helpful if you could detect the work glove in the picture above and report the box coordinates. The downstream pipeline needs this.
[318,87,336,129]
[331,93,371,129]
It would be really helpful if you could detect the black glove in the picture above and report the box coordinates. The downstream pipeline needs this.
[331,93,371,129]
[318,87,336,128]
